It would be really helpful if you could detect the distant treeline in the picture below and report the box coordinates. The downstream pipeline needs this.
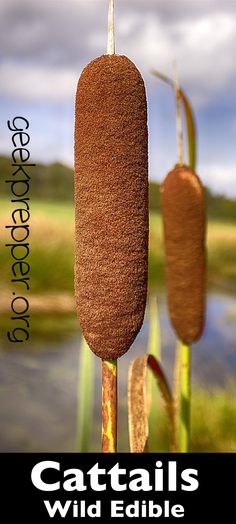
[1,155,235,221]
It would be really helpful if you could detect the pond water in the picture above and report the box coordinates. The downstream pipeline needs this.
[0,291,235,452]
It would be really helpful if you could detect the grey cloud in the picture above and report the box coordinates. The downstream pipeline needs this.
[0,0,105,68]
[1,0,236,108]
[1,0,236,68]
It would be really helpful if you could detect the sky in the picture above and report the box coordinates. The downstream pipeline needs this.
[1,0,236,196]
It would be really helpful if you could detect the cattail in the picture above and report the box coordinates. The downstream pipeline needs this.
[74,1,148,452]
[161,164,206,344]
[159,64,206,453]
[74,54,148,359]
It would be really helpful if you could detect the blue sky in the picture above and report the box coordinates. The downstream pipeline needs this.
[1,0,236,196]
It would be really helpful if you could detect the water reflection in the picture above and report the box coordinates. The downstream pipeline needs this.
[0,291,235,451]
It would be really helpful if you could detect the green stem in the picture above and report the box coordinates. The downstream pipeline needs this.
[76,336,94,452]
[173,341,181,452]
[179,341,191,452]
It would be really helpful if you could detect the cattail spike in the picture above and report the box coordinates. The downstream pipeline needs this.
[74,55,148,360]
[107,0,115,55]
[161,164,206,344]
[75,1,148,455]
[173,61,184,165]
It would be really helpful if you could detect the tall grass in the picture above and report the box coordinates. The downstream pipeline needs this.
[147,386,236,452]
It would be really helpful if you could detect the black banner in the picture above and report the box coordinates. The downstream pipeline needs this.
[0,453,233,522]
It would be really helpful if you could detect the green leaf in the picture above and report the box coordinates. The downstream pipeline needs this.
[151,69,197,170]
[148,294,161,360]
[147,295,162,447]
[76,336,95,452]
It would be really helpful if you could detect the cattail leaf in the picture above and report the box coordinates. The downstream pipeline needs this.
[128,355,149,453]
[147,297,161,448]
[180,90,196,170]
[148,295,161,361]
[76,336,95,452]
[128,354,176,452]
[151,69,196,170]
[147,354,172,406]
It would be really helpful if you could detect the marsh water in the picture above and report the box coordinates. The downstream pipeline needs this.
[0,291,235,452]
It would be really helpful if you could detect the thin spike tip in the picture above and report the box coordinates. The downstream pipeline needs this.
[107,0,115,55]
[173,61,184,165]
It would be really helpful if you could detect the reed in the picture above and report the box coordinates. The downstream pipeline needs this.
[74,0,148,452]
[160,66,206,452]
[76,336,94,452]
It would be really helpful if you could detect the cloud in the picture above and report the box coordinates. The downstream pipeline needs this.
[0,0,103,67]
[0,61,79,101]
[0,0,236,198]
[201,164,236,197]
[0,0,235,106]
[113,10,236,107]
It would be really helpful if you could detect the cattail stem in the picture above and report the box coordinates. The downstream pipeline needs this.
[173,62,184,165]
[179,341,191,452]
[102,359,117,452]
[101,0,117,454]
[173,341,181,452]
[107,0,115,55]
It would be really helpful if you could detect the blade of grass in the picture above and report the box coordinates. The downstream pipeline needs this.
[181,91,196,170]
[147,294,162,447]
[148,294,161,360]
[148,355,177,452]
[76,336,94,452]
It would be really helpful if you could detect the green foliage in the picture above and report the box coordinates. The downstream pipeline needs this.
[191,387,236,452]
[148,296,161,360]
[180,89,196,170]
[144,387,236,453]
[147,297,163,448]
[149,181,161,213]
[205,187,236,222]
[1,199,236,296]
[0,312,78,346]
[76,337,95,452]
[1,155,236,221]
[0,156,73,201]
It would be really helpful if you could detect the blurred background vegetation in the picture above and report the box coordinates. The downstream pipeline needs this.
[0,155,236,452]
[1,154,236,298]
[1,155,236,221]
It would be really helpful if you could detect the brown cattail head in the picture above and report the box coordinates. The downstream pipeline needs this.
[161,164,206,344]
[74,55,148,359]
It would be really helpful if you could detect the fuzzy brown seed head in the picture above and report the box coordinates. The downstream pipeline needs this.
[74,55,148,359]
[161,164,206,344]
